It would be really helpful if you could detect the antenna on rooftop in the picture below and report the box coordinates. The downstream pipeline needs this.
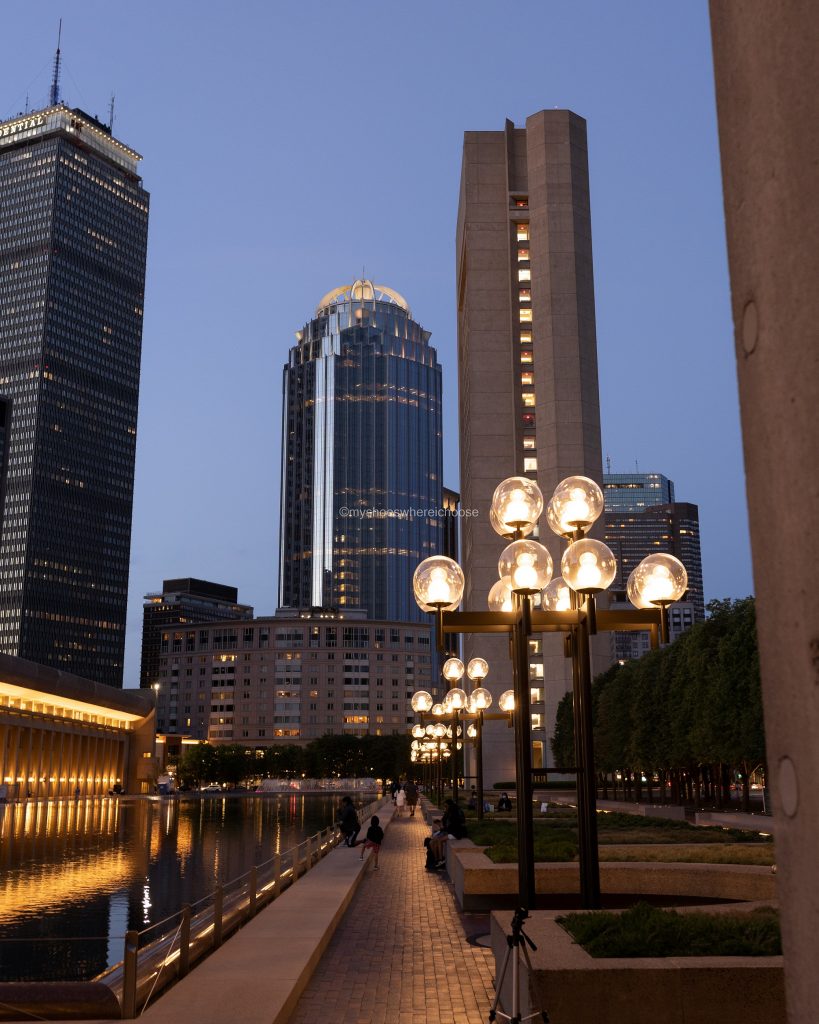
[108,93,116,130]
[635,459,639,473]
[49,19,62,106]
[606,454,611,475]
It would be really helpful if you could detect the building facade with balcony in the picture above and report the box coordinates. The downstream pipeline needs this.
[153,609,435,747]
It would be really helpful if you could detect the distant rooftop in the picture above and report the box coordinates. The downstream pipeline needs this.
[316,279,411,317]
[0,104,142,175]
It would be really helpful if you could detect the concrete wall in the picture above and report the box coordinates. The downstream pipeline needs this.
[709,4,819,1021]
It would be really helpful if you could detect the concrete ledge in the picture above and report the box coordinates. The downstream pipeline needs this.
[130,801,391,1024]
[550,797,776,833]
[451,844,776,911]
[490,907,785,1024]
[696,810,776,834]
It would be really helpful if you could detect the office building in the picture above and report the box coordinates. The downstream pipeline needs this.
[456,111,610,781]
[152,608,434,745]
[603,472,705,660]
[140,579,253,691]
[0,103,149,686]
[278,280,444,625]
[603,472,674,512]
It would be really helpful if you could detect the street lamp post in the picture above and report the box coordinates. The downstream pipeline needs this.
[413,475,688,912]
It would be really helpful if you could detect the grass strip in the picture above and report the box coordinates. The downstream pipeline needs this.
[558,902,781,957]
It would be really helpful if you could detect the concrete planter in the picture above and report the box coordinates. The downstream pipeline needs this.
[489,909,785,1024]
[448,842,776,912]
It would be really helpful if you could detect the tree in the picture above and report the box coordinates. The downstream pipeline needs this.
[177,742,219,788]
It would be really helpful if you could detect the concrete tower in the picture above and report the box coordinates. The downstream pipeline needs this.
[456,111,610,784]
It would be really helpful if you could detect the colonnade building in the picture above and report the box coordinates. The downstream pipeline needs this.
[0,653,157,799]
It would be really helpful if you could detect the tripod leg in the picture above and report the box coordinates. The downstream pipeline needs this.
[518,941,549,1024]
[489,941,513,1022]
[510,933,520,1024]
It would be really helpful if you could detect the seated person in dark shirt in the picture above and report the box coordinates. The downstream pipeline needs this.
[427,799,467,865]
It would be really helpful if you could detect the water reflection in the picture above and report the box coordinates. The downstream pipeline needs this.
[0,795,340,981]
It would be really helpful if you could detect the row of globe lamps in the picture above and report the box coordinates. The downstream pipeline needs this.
[415,474,688,637]
[410,656,516,816]
[411,473,689,911]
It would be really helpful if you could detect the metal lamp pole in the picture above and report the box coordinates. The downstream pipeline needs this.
[413,475,687,914]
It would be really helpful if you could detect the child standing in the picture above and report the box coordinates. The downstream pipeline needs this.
[359,815,384,869]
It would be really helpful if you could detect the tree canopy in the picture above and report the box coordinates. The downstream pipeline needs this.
[551,598,764,808]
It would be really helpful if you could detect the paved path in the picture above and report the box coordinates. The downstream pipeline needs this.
[287,808,495,1024]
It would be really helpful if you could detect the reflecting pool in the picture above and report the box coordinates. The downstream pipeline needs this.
[0,794,343,981]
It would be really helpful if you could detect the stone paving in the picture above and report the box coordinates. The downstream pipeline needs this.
[287,807,495,1024]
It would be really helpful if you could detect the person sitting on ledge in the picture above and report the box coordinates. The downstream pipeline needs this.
[425,799,467,868]
[496,792,513,811]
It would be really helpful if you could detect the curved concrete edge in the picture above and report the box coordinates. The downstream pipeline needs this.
[62,800,392,1024]
[450,844,777,911]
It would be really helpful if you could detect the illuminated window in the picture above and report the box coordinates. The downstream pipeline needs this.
[523,437,536,449]
[520,330,532,343]
[532,741,544,768]
[524,457,538,471]
[519,288,531,302]
[513,197,529,208]
[522,393,536,407]
[521,372,534,386]
[520,350,533,364]
[518,268,531,282]
[518,248,530,261]
[519,308,532,323]
[516,224,530,241]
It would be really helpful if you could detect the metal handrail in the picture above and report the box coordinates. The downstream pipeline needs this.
[110,797,385,1017]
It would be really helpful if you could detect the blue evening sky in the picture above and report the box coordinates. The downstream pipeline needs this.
[1,1,752,687]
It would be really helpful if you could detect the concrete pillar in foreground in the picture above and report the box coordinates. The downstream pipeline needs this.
[710,4,819,1020]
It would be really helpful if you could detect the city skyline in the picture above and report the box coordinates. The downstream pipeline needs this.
[0,3,752,688]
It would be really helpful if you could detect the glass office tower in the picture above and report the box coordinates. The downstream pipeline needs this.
[278,280,443,623]
[0,105,149,686]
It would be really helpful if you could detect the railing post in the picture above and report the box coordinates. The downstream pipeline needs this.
[273,853,282,895]
[248,865,257,917]
[121,929,139,1019]
[213,885,224,948]
[179,904,191,977]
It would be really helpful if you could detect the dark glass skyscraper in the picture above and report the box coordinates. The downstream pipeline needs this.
[0,105,149,686]
[278,280,443,623]
[603,471,705,659]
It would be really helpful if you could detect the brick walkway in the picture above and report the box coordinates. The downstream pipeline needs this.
[287,807,495,1024]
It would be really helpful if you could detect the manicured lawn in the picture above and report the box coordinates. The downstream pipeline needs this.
[558,902,781,957]
[466,811,770,863]
[598,843,775,866]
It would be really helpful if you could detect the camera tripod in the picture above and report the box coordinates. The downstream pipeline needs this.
[488,908,549,1024]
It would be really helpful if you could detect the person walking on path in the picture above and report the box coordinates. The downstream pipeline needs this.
[357,815,384,868]
[394,785,406,817]
[403,780,419,816]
